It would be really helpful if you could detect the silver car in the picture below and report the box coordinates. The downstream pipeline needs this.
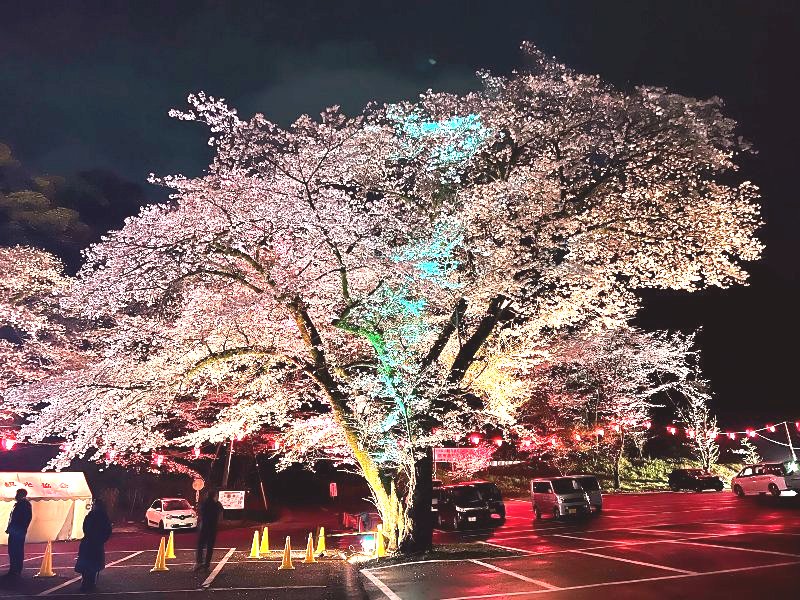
[531,477,591,520]
[569,474,603,513]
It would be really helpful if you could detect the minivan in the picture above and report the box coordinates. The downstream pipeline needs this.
[466,481,506,523]
[437,483,490,529]
[569,474,603,513]
[531,477,591,520]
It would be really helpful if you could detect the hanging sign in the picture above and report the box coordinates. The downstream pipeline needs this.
[218,490,245,510]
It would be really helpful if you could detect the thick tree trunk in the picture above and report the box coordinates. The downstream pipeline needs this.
[400,447,434,554]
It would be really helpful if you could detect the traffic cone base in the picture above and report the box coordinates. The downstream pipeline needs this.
[248,530,261,559]
[278,536,294,570]
[314,526,326,556]
[150,537,169,572]
[166,530,176,559]
[260,527,270,556]
[303,532,316,563]
[35,541,56,577]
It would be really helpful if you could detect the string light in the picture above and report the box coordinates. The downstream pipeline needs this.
[667,426,677,435]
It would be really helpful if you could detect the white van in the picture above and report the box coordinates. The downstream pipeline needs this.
[569,474,603,513]
[531,477,591,520]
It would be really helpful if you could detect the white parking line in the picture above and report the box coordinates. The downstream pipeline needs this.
[20,585,328,597]
[363,568,404,600]
[571,549,696,574]
[471,559,559,590]
[37,551,143,596]
[665,539,800,558]
[201,547,236,588]
[437,560,800,600]
[479,541,536,554]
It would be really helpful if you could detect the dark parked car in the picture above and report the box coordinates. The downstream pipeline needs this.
[465,481,505,523]
[436,483,490,530]
[668,468,724,492]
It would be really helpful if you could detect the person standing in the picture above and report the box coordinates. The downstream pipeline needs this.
[5,489,32,578]
[75,499,112,592]
[194,490,223,571]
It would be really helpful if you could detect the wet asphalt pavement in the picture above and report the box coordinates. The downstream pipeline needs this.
[361,491,800,600]
[0,491,797,599]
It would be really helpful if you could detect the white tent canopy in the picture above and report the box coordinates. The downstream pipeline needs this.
[0,472,92,544]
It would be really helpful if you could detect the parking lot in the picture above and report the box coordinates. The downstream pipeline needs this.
[0,520,364,599]
[361,491,800,600]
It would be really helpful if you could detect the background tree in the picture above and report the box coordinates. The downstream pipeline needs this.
[673,381,721,470]
[4,44,761,553]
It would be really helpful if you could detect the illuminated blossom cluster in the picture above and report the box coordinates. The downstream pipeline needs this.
[1,44,761,548]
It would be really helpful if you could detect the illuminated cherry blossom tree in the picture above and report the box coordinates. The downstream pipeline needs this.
[3,44,761,551]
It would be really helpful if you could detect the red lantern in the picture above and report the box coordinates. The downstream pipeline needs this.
[1,438,16,451]
[520,438,532,449]
[192,446,201,459]
[155,453,164,467]
[667,426,677,435]
[727,432,736,440]
[491,436,503,447]
[767,424,776,433]
[468,433,482,445]
[746,429,756,438]
[270,439,280,451]
[710,431,719,440]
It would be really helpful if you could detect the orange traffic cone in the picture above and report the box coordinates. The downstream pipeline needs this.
[375,523,386,558]
[150,537,169,572]
[166,530,176,559]
[248,529,261,559]
[314,526,326,556]
[303,532,316,563]
[260,527,270,556]
[35,541,56,577]
[278,536,294,570]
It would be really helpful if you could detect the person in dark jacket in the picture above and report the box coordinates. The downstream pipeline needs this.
[5,489,32,578]
[194,490,223,571]
[75,499,112,592]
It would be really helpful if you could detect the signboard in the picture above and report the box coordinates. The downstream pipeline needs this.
[433,447,487,463]
[218,490,245,510]
[329,482,338,498]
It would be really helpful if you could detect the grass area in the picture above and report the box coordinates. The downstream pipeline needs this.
[475,458,743,497]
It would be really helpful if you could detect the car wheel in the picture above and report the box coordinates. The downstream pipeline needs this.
[768,483,781,498]
[534,506,541,520]
[669,483,680,492]
[733,485,745,498]
[158,520,165,531]
[552,508,560,521]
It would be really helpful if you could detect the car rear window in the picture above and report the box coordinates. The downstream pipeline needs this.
[163,499,192,511]
[552,478,582,494]
[451,486,482,503]
[475,483,502,500]
[575,476,600,491]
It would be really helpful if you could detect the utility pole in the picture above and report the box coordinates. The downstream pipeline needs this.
[784,421,797,462]
[222,438,234,488]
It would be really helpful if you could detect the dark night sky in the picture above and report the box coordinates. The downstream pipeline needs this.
[1,0,799,429]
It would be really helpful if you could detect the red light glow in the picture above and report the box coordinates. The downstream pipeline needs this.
[492,436,503,447]
[612,424,621,432]
[2,438,16,451]
[687,429,695,439]
[644,421,652,430]
[728,432,736,440]
[574,433,582,441]
[667,426,677,435]
[468,433,482,445]
[595,428,605,437]
[192,446,201,459]
[155,454,164,467]
[746,429,756,438]
[767,424,776,432]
